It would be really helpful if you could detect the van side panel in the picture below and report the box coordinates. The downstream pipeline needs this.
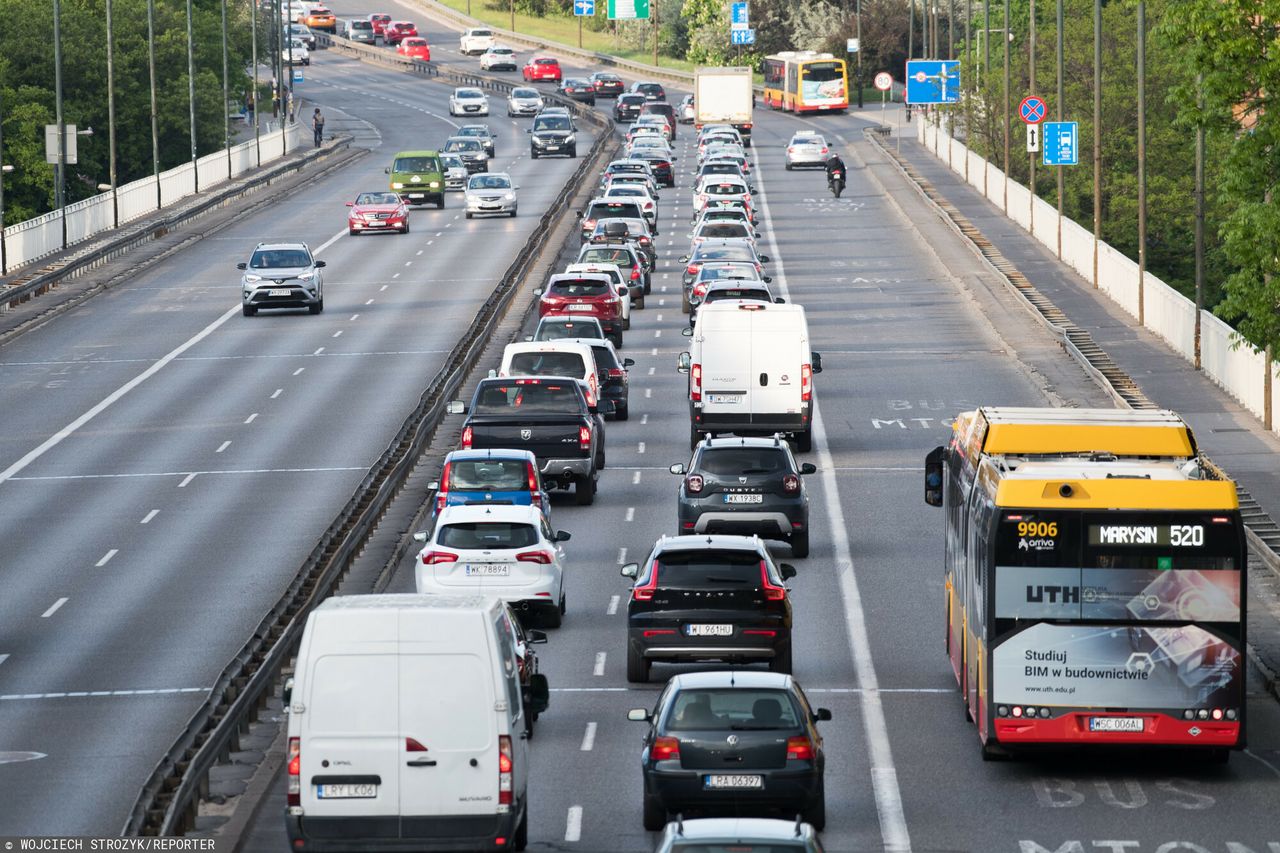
[750,324,806,425]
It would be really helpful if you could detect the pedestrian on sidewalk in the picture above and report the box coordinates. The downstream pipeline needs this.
[271,79,280,118]
[245,90,256,127]
[312,108,325,146]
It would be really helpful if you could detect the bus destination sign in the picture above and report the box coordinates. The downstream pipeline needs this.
[1088,524,1205,547]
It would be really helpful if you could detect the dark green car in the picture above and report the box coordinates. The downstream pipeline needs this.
[386,149,444,208]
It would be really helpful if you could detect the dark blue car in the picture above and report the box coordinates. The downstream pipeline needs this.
[429,449,552,521]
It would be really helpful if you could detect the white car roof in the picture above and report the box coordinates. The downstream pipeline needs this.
[435,503,544,526]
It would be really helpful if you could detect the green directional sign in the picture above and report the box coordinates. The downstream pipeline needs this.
[608,0,649,19]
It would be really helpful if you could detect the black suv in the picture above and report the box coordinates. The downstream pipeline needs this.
[627,671,830,830]
[630,80,667,101]
[528,112,577,159]
[614,93,647,122]
[670,437,815,556]
[621,535,796,683]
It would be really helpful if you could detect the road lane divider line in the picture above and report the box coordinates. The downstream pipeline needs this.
[350,314,360,321]
[95,549,118,567]
[41,598,69,618]
[607,595,620,615]
[617,547,627,565]
[293,368,305,376]
[140,510,159,524]
[380,284,389,291]
[632,471,641,484]
[313,227,347,255]
[580,722,597,751]
[592,653,606,677]
[245,413,259,424]
[178,473,197,488]
[625,507,635,522]
[332,330,344,338]
[752,142,914,853]
[313,348,325,356]
[564,806,583,842]
[637,442,646,454]
[0,655,9,667]
[270,389,283,399]
[13,466,368,482]
[645,388,652,398]
[0,304,240,487]
[216,441,232,453]
[365,299,375,305]
[1,686,210,701]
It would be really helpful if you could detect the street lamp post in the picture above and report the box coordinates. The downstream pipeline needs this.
[54,0,68,249]
[1136,0,1146,324]
[252,0,261,166]
[1003,0,1010,212]
[186,0,200,192]
[222,0,232,179]
[147,0,162,208]
[106,0,119,228]
[856,0,863,108]
[0,164,12,275]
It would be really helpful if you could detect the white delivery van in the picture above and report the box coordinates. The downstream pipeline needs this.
[678,302,823,452]
[284,594,545,851]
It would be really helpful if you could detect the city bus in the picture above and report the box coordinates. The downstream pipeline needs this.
[923,407,1247,761]
[761,51,849,113]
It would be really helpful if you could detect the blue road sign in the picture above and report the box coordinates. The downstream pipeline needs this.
[1043,121,1079,166]
[905,60,960,104]
[731,27,756,45]
[1019,96,1046,124]
[574,0,594,14]
[731,2,749,25]
[293,69,304,83]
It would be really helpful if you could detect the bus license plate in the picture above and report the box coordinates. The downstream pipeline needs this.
[1090,717,1144,733]
[704,774,762,789]
[724,494,763,504]
[466,563,511,576]
[316,784,377,799]
[686,624,733,636]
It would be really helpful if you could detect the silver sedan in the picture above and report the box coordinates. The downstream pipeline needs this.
[508,86,544,116]
[464,172,519,219]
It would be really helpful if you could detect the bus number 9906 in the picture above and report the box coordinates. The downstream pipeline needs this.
[1017,521,1058,538]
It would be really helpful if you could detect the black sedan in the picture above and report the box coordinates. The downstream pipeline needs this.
[629,149,676,187]
[614,93,646,122]
[558,78,597,105]
[627,670,830,831]
[590,71,626,97]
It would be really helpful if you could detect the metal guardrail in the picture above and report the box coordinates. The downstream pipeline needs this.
[124,51,616,837]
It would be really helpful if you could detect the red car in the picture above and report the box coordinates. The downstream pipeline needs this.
[383,20,417,45]
[397,37,430,60]
[523,56,562,83]
[368,13,391,37]
[346,191,409,235]
[537,273,624,347]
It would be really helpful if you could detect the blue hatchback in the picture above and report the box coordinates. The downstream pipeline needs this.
[429,449,552,521]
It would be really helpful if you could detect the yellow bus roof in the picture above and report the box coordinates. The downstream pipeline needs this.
[993,460,1237,510]
[956,407,1196,458]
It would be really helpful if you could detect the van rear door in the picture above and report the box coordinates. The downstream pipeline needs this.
[698,309,752,412]
[750,311,807,420]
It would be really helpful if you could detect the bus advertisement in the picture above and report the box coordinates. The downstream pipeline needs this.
[762,51,849,113]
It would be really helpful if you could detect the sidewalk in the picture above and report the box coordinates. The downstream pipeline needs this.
[888,133,1280,696]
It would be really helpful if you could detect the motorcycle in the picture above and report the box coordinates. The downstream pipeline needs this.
[828,169,844,198]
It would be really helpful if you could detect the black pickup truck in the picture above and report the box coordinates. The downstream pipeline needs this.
[450,377,605,505]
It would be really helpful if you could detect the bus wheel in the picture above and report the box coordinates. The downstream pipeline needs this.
[962,696,973,722]
[980,740,1011,762]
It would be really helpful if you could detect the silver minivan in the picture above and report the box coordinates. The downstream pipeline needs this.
[342,18,376,43]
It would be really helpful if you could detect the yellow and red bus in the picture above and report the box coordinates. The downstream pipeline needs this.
[761,51,848,113]
[924,408,1247,761]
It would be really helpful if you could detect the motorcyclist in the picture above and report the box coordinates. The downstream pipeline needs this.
[825,153,846,186]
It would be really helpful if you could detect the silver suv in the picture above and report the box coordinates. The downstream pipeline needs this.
[237,242,325,316]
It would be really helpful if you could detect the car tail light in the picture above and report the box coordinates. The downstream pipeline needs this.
[786,735,815,761]
[690,363,702,402]
[685,474,704,494]
[643,629,676,638]
[693,283,708,298]
[434,461,452,512]
[287,737,301,807]
[461,426,473,449]
[801,363,813,403]
[608,367,627,379]
[406,737,428,752]
[526,461,540,496]
[498,735,513,805]
[517,550,554,564]
[583,218,597,231]
[686,264,699,276]
[650,736,681,761]
[630,266,641,281]
[782,474,800,494]
[820,146,829,154]
[633,559,660,601]
[638,236,651,246]
[421,550,459,565]
[761,560,787,601]
[579,426,591,452]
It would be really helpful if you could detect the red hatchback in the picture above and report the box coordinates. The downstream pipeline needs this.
[368,13,391,37]
[383,21,417,45]
[346,191,409,235]
[397,37,430,60]
[537,273,623,347]
[523,56,562,83]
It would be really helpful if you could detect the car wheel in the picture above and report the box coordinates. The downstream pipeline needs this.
[308,299,323,315]
[530,149,539,159]
[802,784,826,831]
[610,332,623,349]
[465,212,473,219]
[510,207,517,218]
[402,220,410,234]
[241,304,257,317]
[615,402,629,421]
[568,147,577,158]
[769,642,793,674]
[348,228,358,236]
[790,530,810,558]
[627,646,651,685]
[681,292,691,314]
[690,423,700,450]
[595,444,606,469]
[623,315,631,331]
[524,712,536,738]
[544,600,563,629]
[575,475,596,506]
[785,162,793,170]
[645,276,652,294]
[795,427,813,453]
[641,791,665,831]
[437,197,445,210]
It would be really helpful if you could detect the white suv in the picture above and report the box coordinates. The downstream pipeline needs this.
[460,27,496,55]
[414,504,570,627]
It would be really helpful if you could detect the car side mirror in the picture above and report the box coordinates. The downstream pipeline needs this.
[526,129,532,134]
[346,201,355,207]
[780,563,798,580]
[763,276,773,283]
[554,530,572,542]
[236,262,247,270]
[446,400,466,415]
[524,673,550,715]
[759,255,771,263]
[627,708,651,722]
[814,707,833,722]
[384,167,391,173]
[487,369,497,379]
[527,629,548,644]
[575,210,583,217]
[774,297,785,304]
[283,677,294,707]
[679,255,689,263]
[532,287,544,296]
[755,231,762,238]
[620,562,640,579]
[800,463,817,475]
[669,463,686,475]
[412,531,428,543]
[513,184,520,189]
[427,480,440,491]
[681,327,693,338]
[677,352,691,373]
[925,445,945,507]
[671,156,678,162]
[524,335,534,342]
[315,260,327,268]
[622,358,635,368]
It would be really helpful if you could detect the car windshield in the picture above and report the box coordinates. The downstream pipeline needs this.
[509,351,587,376]
[393,155,440,172]
[355,192,400,205]
[445,139,483,152]
[699,448,788,476]
[534,116,571,131]
[636,83,664,95]
[250,248,311,268]
[490,47,513,54]
[666,689,801,732]
[436,522,538,550]
[580,248,634,267]
[469,175,511,189]
[702,163,743,176]
[653,550,765,587]
[512,88,540,98]
[350,20,371,29]
[447,459,528,490]
[549,278,610,296]
[456,89,483,99]
[792,134,826,146]
[473,381,582,414]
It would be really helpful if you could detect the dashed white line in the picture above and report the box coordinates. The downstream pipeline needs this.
[404,261,412,267]
[365,299,375,305]
[392,273,401,279]
[380,284,389,291]
[659,298,666,306]
[654,330,662,338]
[140,510,159,525]
[645,388,652,398]
[244,413,259,424]
[332,330,343,338]
[632,471,641,484]
[178,473,197,488]
[435,231,443,237]
[0,654,9,667]
[271,389,283,399]
[313,347,325,356]
[565,806,583,842]
[617,547,627,565]
[216,441,231,453]
[427,240,434,245]
[0,686,210,701]
[580,722,597,752]
[656,314,663,322]
[592,652,607,677]
[41,598,68,619]
[416,249,424,256]
[293,367,305,376]
[647,367,655,376]
[625,507,635,522]
[607,595,620,615]
[349,314,360,321]
[94,549,119,567]
[650,347,657,356]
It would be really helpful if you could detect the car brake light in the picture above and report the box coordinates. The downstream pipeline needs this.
[786,735,815,761]
[527,461,539,494]
[686,264,699,275]
[287,737,301,807]
[608,368,628,379]
[461,426,473,449]
[650,736,681,761]
[783,474,800,494]
[422,550,459,565]
[630,266,641,281]
[821,147,829,154]
[633,559,660,601]
[406,737,428,752]
[498,734,513,805]
[801,363,813,403]
[761,559,787,601]
[579,426,592,452]
[686,474,704,493]
[690,363,702,402]
[516,550,554,564]
[583,218,596,230]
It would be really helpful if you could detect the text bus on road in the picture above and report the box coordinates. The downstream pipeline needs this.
[924,408,1246,761]
[761,52,849,113]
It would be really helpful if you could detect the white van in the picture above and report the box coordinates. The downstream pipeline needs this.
[678,302,823,452]
[499,340,601,406]
[284,594,544,851]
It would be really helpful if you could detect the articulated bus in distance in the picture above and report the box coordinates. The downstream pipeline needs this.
[761,51,849,113]
[924,407,1246,761]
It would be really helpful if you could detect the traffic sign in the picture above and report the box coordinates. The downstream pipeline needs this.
[846,38,859,53]
[904,60,960,104]
[574,0,594,15]
[731,2,749,27]
[731,27,756,45]
[607,0,649,19]
[1042,121,1079,165]
[874,72,893,91]
[1026,123,1040,152]
[1019,96,1046,124]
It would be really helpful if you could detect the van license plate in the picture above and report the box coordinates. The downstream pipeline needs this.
[1090,717,1144,732]
[466,563,511,576]
[408,194,425,200]
[707,394,742,404]
[316,784,377,799]
[268,289,292,296]
[686,624,733,636]
[724,494,763,504]
[704,774,762,789]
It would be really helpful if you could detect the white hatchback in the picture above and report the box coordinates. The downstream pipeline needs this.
[459,27,496,55]
[415,504,570,627]
[449,87,490,116]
